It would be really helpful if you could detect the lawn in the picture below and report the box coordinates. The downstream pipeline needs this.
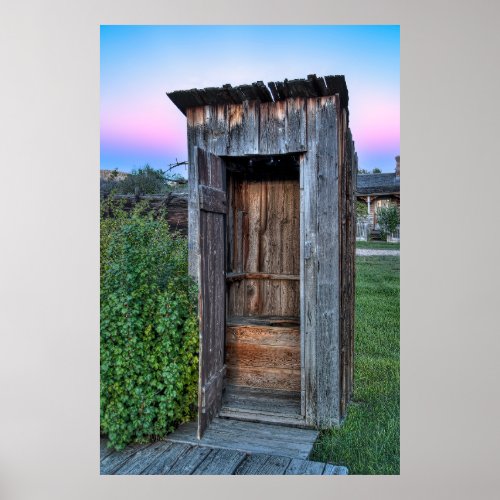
[310,256,400,475]
[356,240,400,250]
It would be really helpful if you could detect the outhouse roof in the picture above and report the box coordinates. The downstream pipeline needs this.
[167,74,348,116]
[356,173,400,195]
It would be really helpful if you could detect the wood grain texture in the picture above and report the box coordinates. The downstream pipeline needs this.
[197,148,227,438]
[323,463,349,475]
[226,324,299,346]
[184,89,355,431]
[250,454,291,474]
[302,98,319,424]
[225,365,300,392]
[192,448,246,475]
[186,108,205,278]
[114,441,172,475]
[221,385,301,417]
[315,95,341,426]
[225,164,300,393]
[226,272,299,282]
[165,418,318,459]
[100,438,114,461]
[141,443,191,475]
[198,185,227,214]
[166,446,212,475]
[99,438,348,475]
[285,457,326,475]
[227,316,299,327]
[100,444,148,475]
[226,343,300,370]
[234,453,270,474]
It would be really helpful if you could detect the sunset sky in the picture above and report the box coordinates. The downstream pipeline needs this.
[100,25,400,177]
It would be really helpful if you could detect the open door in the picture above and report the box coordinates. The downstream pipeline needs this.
[196,147,227,438]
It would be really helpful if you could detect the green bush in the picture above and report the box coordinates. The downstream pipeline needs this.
[376,204,400,240]
[100,200,198,450]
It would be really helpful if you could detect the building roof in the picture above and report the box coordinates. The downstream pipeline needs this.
[356,173,400,195]
[167,74,349,117]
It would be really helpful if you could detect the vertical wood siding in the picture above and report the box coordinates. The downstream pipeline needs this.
[188,95,355,428]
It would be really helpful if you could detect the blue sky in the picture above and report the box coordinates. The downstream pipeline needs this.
[101,25,400,175]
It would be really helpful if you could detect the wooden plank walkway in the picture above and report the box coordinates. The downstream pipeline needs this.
[100,438,348,475]
[167,418,318,459]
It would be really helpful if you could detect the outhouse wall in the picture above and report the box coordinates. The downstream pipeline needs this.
[169,78,356,428]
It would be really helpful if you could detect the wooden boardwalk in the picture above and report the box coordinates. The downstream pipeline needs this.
[100,419,348,475]
[101,440,348,475]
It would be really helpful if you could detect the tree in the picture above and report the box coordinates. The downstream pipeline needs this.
[100,161,189,198]
[357,167,382,174]
[117,165,169,195]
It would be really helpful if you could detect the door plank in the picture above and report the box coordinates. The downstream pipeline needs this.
[197,148,227,438]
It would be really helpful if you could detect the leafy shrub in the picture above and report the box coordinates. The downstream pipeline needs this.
[376,204,400,240]
[100,200,198,450]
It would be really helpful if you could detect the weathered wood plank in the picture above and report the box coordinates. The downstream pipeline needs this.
[323,463,349,475]
[197,148,227,438]
[252,80,274,102]
[100,438,114,461]
[166,418,318,459]
[227,101,259,155]
[100,444,149,475]
[227,316,299,327]
[234,453,270,474]
[259,100,287,154]
[302,98,319,424]
[285,457,325,475]
[324,75,349,110]
[217,408,306,427]
[198,185,227,214]
[205,103,229,156]
[114,441,173,475]
[141,442,191,475]
[166,446,212,475]
[226,324,299,346]
[192,448,246,475]
[307,74,328,96]
[225,365,301,392]
[235,453,293,475]
[186,111,206,279]
[222,385,301,416]
[251,454,291,474]
[226,272,299,282]
[226,343,300,370]
[315,95,341,426]
[201,366,226,416]
[285,97,307,152]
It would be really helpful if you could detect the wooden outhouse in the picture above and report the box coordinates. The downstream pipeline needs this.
[167,75,357,438]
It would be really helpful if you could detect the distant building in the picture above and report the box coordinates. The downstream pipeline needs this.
[355,156,400,241]
[356,155,400,225]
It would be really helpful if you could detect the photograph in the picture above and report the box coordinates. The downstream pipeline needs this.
[99,25,400,475]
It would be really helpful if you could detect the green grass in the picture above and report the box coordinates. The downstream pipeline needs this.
[356,240,400,250]
[310,256,400,475]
